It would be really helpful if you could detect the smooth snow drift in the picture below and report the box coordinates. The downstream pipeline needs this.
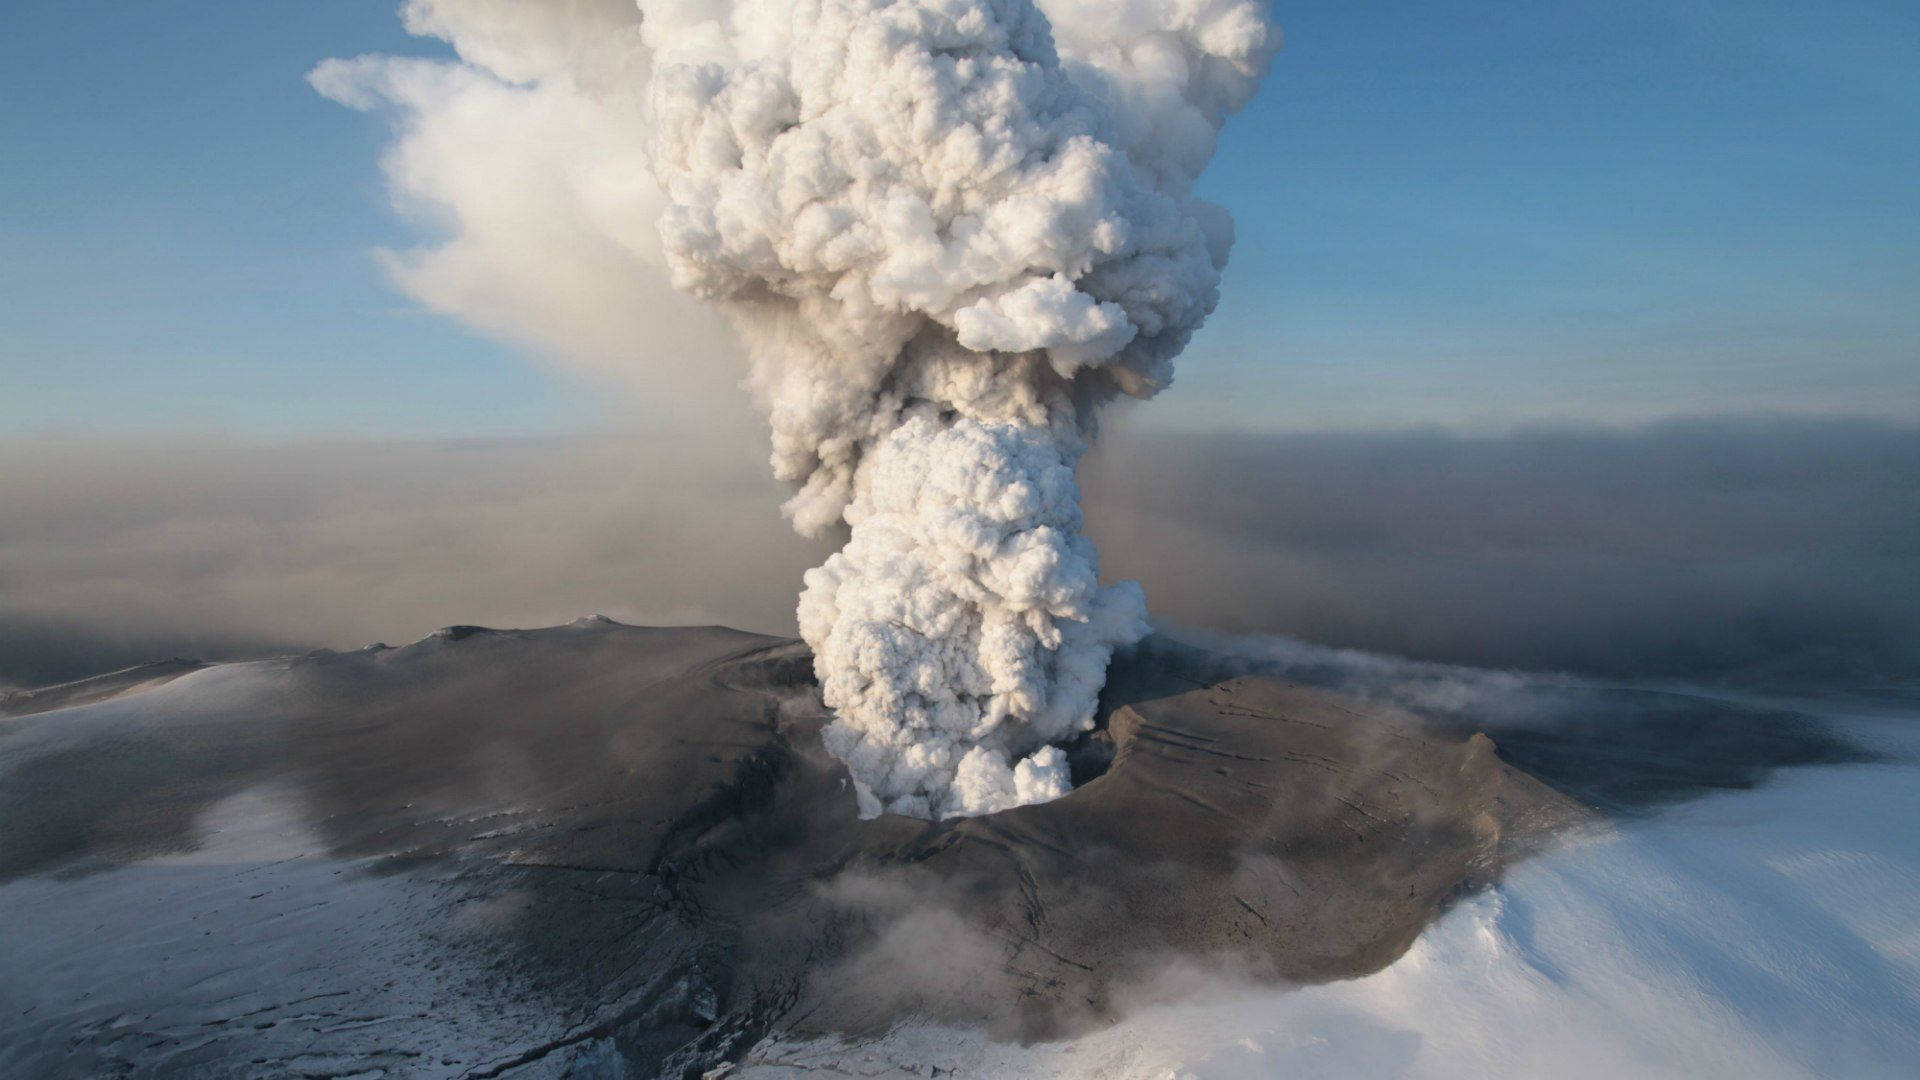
[316,0,1275,817]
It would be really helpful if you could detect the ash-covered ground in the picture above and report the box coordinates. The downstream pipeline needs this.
[3,618,1901,1078]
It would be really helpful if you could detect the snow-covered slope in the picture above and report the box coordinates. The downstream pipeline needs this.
[739,679,1920,1079]
[1,621,1904,1077]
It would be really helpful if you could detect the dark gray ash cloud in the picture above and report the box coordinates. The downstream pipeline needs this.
[1083,415,1920,682]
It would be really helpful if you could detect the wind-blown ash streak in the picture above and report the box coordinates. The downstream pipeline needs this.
[318,0,1275,818]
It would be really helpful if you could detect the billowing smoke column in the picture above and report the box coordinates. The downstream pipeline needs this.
[639,0,1272,818]
[314,0,1272,820]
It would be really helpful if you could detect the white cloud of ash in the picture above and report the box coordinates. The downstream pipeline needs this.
[307,1,754,439]
[313,0,1275,818]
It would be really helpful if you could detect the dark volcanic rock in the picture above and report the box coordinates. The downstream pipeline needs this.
[0,620,1582,1078]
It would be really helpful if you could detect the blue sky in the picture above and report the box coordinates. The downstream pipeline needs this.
[4,0,1917,437]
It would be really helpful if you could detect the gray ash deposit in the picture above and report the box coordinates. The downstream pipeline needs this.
[1,619,1591,1077]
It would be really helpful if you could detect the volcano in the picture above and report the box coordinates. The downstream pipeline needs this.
[0,618,1588,1077]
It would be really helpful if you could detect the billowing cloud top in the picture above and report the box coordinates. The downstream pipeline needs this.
[316,0,1274,818]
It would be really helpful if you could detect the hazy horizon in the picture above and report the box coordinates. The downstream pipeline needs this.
[6,412,1914,691]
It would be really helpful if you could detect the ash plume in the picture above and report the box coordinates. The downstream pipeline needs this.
[317,0,1274,818]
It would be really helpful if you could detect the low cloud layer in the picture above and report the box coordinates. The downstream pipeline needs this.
[1085,414,1920,682]
[4,415,1914,689]
[0,434,821,688]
